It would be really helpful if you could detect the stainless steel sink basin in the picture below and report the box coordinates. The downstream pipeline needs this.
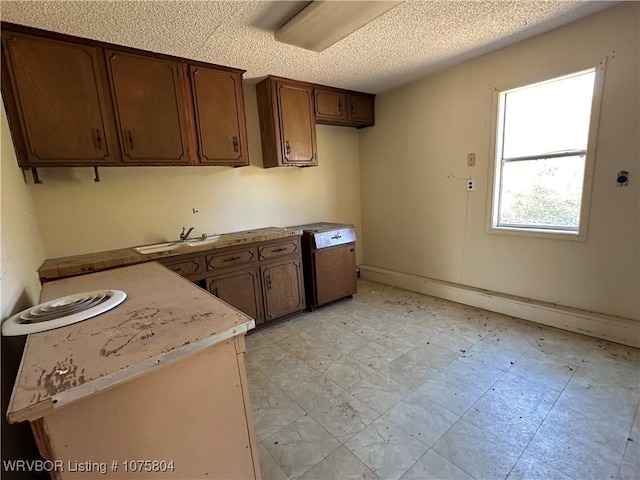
[185,235,223,247]
[133,235,228,255]
[133,242,180,255]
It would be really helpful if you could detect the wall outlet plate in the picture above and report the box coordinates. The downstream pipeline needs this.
[467,153,476,167]
[467,179,474,191]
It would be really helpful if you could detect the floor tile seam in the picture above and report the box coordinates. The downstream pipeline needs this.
[261,413,342,480]
[504,362,567,394]
[256,440,289,479]
[379,407,450,450]
[329,411,386,447]
[556,397,639,434]
[275,330,344,358]
[341,441,384,479]
[285,345,369,398]
[615,420,636,480]
[513,449,579,480]
[425,447,479,480]
[431,416,522,480]
[290,442,343,480]
[448,368,510,417]
[508,379,580,480]
[252,353,347,418]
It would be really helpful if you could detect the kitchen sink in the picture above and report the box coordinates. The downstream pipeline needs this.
[132,242,180,255]
[185,235,223,247]
[133,235,228,255]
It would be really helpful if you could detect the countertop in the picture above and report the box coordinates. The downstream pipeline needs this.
[288,222,355,233]
[7,261,254,424]
[38,226,303,281]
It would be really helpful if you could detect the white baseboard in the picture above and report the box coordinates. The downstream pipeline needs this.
[359,264,640,349]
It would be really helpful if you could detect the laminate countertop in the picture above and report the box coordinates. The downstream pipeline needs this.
[7,262,254,424]
[38,226,303,281]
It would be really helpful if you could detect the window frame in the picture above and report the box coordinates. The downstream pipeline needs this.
[486,58,607,241]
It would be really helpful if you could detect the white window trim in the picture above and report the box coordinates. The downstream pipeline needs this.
[485,57,607,242]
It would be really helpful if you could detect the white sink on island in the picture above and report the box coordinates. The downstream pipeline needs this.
[6,262,261,479]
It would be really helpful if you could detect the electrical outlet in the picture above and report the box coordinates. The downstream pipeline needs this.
[467,153,476,167]
[467,180,474,191]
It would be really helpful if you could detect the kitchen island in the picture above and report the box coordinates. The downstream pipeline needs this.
[6,262,261,479]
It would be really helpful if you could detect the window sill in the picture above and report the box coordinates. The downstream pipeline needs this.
[487,225,587,242]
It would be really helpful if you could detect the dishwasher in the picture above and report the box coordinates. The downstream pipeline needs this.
[292,223,357,311]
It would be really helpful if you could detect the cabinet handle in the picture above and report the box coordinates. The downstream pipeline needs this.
[125,130,134,150]
[331,234,342,240]
[232,136,239,153]
[94,129,103,150]
[266,274,272,290]
[223,256,241,262]
[212,287,218,296]
[338,98,343,114]
[273,247,287,253]
[285,140,291,156]
[350,248,355,252]
[350,101,355,115]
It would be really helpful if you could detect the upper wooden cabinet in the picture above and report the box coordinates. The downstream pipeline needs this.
[314,88,347,123]
[0,23,249,170]
[346,92,375,127]
[106,51,191,165]
[188,66,248,167]
[314,87,374,128]
[256,76,375,168]
[256,77,317,168]
[1,31,120,167]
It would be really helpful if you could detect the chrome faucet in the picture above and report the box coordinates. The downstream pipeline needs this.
[180,226,195,242]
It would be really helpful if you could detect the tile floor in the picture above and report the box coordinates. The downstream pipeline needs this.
[245,279,640,480]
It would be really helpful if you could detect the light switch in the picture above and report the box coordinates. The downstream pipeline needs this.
[467,153,476,167]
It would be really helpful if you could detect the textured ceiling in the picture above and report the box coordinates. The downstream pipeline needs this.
[0,0,616,93]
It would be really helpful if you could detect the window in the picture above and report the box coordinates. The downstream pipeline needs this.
[489,61,605,239]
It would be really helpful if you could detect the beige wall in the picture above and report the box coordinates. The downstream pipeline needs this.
[1,102,45,319]
[21,83,363,262]
[359,3,639,320]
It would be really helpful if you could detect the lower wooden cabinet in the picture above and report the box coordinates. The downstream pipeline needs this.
[313,245,357,307]
[261,258,305,321]
[161,236,305,327]
[208,267,264,325]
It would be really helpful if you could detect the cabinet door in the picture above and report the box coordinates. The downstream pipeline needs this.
[189,66,248,166]
[1,32,119,166]
[106,50,190,165]
[314,244,357,306]
[261,258,305,321]
[314,88,346,122]
[208,268,264,325]
[276,82,317,166]
[346,93,374,126]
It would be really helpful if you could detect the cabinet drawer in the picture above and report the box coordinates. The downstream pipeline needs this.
[312,227,356,249]
[259,240,299,260]
[163,257,205,276]
[207,248,256,271]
